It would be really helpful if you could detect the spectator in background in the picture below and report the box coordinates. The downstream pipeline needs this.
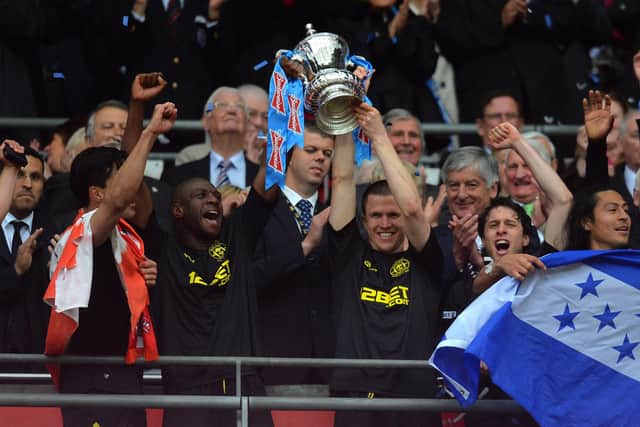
[43,116,86,178]
[85,100,128,149]
[474,91,524,152]
[502,134,554,233]
[123,0,235,149]
[62,127,88,172]
[0,142,50,371]
[331,0,451,153]
[434,147,499,335]
[436,0,610,154]
[238,84,268,165]
[163,86,258,189]
[174,83,269,167]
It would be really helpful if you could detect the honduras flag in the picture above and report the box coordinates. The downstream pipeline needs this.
[429,250,640,427]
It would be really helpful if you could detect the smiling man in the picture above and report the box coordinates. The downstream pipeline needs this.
[328,103,443,427]
[382,108,424,166]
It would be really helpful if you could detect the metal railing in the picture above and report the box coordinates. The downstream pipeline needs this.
[0,354,525,426]
[0,116,581,134]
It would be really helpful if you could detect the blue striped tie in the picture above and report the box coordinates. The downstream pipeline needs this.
[215,160,232,188]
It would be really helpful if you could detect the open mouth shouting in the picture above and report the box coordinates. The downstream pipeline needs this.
[494,239,511,257]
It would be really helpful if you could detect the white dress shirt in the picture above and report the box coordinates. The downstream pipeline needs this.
[2,212,34,254]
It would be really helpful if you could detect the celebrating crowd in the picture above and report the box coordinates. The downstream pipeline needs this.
[1,1,640,427]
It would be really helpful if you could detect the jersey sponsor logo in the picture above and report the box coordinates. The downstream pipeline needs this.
[363,259,378,272]
[209,241,227,261]
[390,258,410,277]
[360,285,409,308]
[187,260,231,287]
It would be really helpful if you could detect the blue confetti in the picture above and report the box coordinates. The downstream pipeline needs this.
[391,5,398,15]
[206,101,214,112]
[52,72,65,79]
[253,60,268,71]
[122,16,129,27]
[544,14,552,29]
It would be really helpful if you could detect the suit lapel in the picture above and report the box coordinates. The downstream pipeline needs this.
[0,227,10,264]
[276,195,305,240]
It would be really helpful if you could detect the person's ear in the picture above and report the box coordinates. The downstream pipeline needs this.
[523,234,530,248]
[88,185,104,203]
[581,218,593,231]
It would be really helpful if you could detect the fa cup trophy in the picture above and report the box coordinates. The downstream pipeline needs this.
[287,24,367,135]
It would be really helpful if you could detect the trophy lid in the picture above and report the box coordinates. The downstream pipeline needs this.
[294,23,350,73]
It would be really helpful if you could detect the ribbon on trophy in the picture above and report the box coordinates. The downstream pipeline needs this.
[349,55,375,166]
[266,50,305,189]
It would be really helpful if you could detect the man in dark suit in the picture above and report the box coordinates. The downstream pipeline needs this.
[253,123,335,395]
[162,86,258,188]
[0,145,50,369]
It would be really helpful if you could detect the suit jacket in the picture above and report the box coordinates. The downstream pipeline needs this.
[162,152,259,189]
[252,194,334,385]
[0,210,51,360]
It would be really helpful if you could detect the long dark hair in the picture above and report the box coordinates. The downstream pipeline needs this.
[565,184,620,250]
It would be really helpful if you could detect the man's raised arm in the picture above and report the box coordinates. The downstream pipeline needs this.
[91,103,177,246]
[329,133,356,231]
[355,103,430,250]
[488,122,573,249]
[121,72,167,154]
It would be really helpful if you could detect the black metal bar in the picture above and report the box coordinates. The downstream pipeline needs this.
[0,354,435,369]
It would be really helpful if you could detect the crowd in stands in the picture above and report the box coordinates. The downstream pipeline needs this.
[1,1,640,426]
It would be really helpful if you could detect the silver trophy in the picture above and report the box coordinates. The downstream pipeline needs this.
[289,24,366,135]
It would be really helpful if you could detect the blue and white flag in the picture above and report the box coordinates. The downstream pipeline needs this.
[429,250,640,427]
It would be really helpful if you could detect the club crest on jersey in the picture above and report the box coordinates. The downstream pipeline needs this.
[390,258,410,277]
[364,259,378,272]
[209,241,227,261]
[268,129,285,173]
[287,94,302,134]
[271,71,287,115]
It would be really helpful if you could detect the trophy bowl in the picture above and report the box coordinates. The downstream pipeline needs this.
[305,69,365,135]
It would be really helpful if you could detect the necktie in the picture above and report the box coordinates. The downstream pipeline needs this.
[296,199,313,235]
[215,160,232,188]
[10,220,26,261]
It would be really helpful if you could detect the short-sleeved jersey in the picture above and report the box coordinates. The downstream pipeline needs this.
[145,189,276,392]
[329,219,443,397]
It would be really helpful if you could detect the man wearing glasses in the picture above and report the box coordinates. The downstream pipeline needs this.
[474,91,523,153]
[163,86,259,189]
